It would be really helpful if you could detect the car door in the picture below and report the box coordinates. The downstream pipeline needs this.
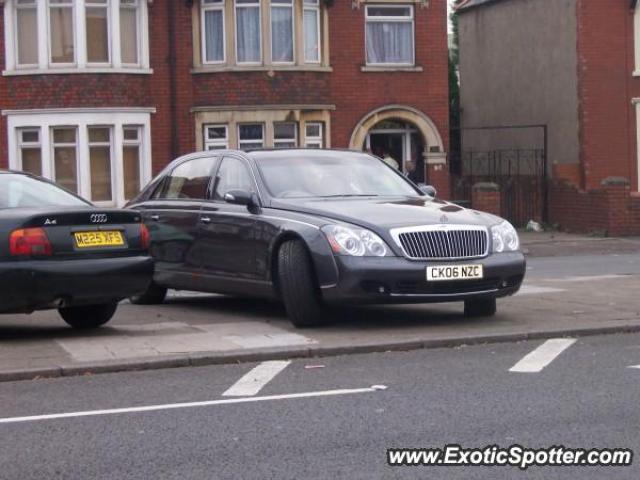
[140,156,218,290]
[197,155,260,282]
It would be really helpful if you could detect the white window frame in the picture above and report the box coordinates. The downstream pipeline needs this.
[273,121,297,147]
[635,6,640,76]
[87,125,114,204]
[7,109,154,206]
[204,124,229,150]
[47,0,76,66]
[3,0,151,74]
[234,0,262,65]
[201,0,226,65]
[122,124,144,200]
[85,0,112,66]
[364,4,415,67]
[238,123,265,150]
[17,127,43,173]
[304,121,323,148]
[270,0,295,65]
[14,0,39,68]
[50,125,79,193]
[303,0,320,64]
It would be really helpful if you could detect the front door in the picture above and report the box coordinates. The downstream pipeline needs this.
[198,156,260,282]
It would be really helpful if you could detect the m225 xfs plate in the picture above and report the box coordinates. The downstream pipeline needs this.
[74,231,125,249]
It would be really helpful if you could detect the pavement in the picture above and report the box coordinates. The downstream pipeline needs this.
[0,332,638,479]
[1,232,640,382]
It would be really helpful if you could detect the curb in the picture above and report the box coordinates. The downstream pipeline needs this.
[4,322,640,383]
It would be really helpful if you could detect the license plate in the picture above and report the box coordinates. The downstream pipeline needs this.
[427,264,484,282]
[74,231,125,249]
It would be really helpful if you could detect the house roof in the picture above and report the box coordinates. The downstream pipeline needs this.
[458,0,637,13]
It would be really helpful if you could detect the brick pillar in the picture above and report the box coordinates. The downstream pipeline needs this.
[472,182,501,216]
[601,177,632,236]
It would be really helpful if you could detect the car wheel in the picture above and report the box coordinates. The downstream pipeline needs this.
[278,239,326,328]
[464,298,497,317]
[129,283,168,305]
[58,303,119,329]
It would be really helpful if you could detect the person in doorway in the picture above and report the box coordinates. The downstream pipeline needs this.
[381,148,399,170]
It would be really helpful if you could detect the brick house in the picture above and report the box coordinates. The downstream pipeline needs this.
[0,0,450,207]
[457,0,640,235]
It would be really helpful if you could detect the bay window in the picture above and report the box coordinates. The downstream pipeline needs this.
[4,0,150,73]
[238,124,265,151]
[271,0,294,64]
[365,5,414,66]
[303,0,320,63]
[16,0,39,66]
[235,0,261,64]
[202,0,225,63]
[8,110,153,206]
[49,0,75,64]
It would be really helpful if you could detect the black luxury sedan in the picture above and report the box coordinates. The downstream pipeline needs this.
[128,149,525,327]
[0,171,153,329]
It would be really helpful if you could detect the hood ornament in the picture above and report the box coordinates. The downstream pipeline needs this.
[440,214,449,224]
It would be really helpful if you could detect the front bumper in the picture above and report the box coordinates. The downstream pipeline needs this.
[321,252,526,305]
[0,256,154,314]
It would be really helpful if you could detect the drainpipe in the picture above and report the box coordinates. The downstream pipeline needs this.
[168,0,179,159]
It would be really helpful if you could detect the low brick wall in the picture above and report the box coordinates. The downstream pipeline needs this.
[549,177,640,236]
[471,182,501,217]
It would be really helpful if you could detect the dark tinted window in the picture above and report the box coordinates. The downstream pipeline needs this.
[214,157,255,200]
[0,174,89,208]
[161,157,215,200]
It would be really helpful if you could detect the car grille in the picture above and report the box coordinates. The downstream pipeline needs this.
[394,227,489,260]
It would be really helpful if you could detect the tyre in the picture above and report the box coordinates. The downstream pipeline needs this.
[277,239,326,328]
[59,302,119,329]
[129,282,167,305]
[464,298,497,317]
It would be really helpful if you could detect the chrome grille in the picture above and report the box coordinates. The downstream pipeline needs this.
[393,226,489,260]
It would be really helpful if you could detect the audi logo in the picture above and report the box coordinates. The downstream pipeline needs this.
[90,213,108,224]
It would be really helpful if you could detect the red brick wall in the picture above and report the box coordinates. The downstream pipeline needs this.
[471,183,501,217]
[549,179,640,236]
[576,0,638,191]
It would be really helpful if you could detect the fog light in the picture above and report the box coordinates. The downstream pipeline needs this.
[501,280,509,288]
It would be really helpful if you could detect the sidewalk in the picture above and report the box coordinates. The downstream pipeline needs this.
[520,231,640,257]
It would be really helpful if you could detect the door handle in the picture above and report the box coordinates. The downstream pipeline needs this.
[150,215,160,221]
[200,217,212,224]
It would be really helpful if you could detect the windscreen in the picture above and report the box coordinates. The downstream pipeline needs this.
[256,153,419,199]
[0,174,90,209]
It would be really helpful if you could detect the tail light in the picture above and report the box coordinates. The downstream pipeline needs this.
[140,224,151,250]
[9,228,53,256]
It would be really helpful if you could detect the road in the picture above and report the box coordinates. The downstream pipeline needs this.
[0,332,638,479]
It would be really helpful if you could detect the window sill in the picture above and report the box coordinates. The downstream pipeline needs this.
[191,65,333,74]
[361,65,423,72]
[2,67,154,76]
[633,70,640,78]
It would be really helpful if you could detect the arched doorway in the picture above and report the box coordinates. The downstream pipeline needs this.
[349,105,446,184]
[364,120,425,183]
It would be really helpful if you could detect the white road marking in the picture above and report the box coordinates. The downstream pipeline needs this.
[0,386,385,425]
[516,285,565,296]
[223,361,291,397]
[509,338,577,373]
[543,274,626,283]
[628,365,640,370]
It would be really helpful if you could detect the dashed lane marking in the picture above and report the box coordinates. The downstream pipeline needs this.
[509,338,577,373]
[516,285,565,296]
[223,361,291,397]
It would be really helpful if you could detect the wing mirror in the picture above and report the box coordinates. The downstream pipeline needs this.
[223,190,258,208]
[419,185,437,198]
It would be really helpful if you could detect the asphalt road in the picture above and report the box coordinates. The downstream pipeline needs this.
[0,331,638,479]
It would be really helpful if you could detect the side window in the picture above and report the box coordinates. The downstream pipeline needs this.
[214,157,254,200]
[161,157,216,200]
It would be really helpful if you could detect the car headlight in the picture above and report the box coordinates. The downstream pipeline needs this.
[321,225,390,257]
[491,220,520,253]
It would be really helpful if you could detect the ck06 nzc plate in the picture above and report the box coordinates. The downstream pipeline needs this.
[74,231,125,249]
[426,264,484,282]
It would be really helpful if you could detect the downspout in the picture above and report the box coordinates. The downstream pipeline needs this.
[168,0,179,159]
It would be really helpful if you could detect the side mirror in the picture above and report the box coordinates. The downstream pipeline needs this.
[223,189,253,206]
[419,185,437,198]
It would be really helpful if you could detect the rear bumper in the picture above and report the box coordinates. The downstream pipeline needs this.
[0,256,154,313]
[321,252,526,305]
